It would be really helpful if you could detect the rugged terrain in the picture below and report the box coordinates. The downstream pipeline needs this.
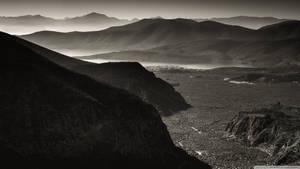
[16,35,190,116]
[153,67,300,169]
[226,104,300,165]
[0,31,210,169]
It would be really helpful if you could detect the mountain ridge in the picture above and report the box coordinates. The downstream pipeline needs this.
[17,32,191,115]
[0,31,210,169]
[21,18,257,55]
[21,19,300,62]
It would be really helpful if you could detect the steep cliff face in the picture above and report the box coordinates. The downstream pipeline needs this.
[226,104,300,165]
[16,37,190,116]
[77,62,191,116]
[0,32,210,169]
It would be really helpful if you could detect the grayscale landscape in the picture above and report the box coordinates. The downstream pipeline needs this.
[0,0,299,168]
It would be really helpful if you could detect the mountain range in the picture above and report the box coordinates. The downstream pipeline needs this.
[1,14,292,35]
[17,31,190,116]
[193,16,289,29]
[0,31,210,169]
[21,18,254,55]
[22,19,300,67]
[0,12,135,35]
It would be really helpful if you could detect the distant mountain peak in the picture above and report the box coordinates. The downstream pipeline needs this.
[149,16,164,19]
[83,12,108,18]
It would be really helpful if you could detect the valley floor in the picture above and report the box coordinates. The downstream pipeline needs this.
[154,68,300,169]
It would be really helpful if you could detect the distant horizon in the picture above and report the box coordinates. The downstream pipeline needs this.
[0,12,296,20]
[0,0,299,20]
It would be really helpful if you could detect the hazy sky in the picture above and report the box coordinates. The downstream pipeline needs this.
[0,0,299,19]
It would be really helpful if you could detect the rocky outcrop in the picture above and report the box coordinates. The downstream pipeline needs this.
[17,37,190,116]
[226,104,300,165]
[0,32,210,169]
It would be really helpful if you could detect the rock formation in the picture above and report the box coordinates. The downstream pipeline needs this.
[226,104,300,165]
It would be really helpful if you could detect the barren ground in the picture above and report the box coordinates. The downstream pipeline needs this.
[154,68,300,169]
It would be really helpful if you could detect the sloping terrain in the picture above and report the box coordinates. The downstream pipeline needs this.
[226,104,300,165]
[76,62,191,115]
[21,18,254,54]
[257,20,300,40]
[0,32,210,169]
[16,37,190,116]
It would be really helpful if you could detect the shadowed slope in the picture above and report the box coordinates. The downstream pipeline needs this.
[0,32,210,169]
[16,35,190,116]
[257,20,300,40]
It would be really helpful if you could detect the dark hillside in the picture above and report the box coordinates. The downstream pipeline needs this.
[0,32,210,169]
[17,35,190,116]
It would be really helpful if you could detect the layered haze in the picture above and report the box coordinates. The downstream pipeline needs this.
[0,12,135,35]
[22,19,300,68]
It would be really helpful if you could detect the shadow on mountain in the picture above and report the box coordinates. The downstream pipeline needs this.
[0,32,210,169]
[16,34,190,116]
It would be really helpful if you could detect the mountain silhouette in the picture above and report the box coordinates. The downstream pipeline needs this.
[64,12,131,26]
[17,33,190,116]
[0,31,210,169]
